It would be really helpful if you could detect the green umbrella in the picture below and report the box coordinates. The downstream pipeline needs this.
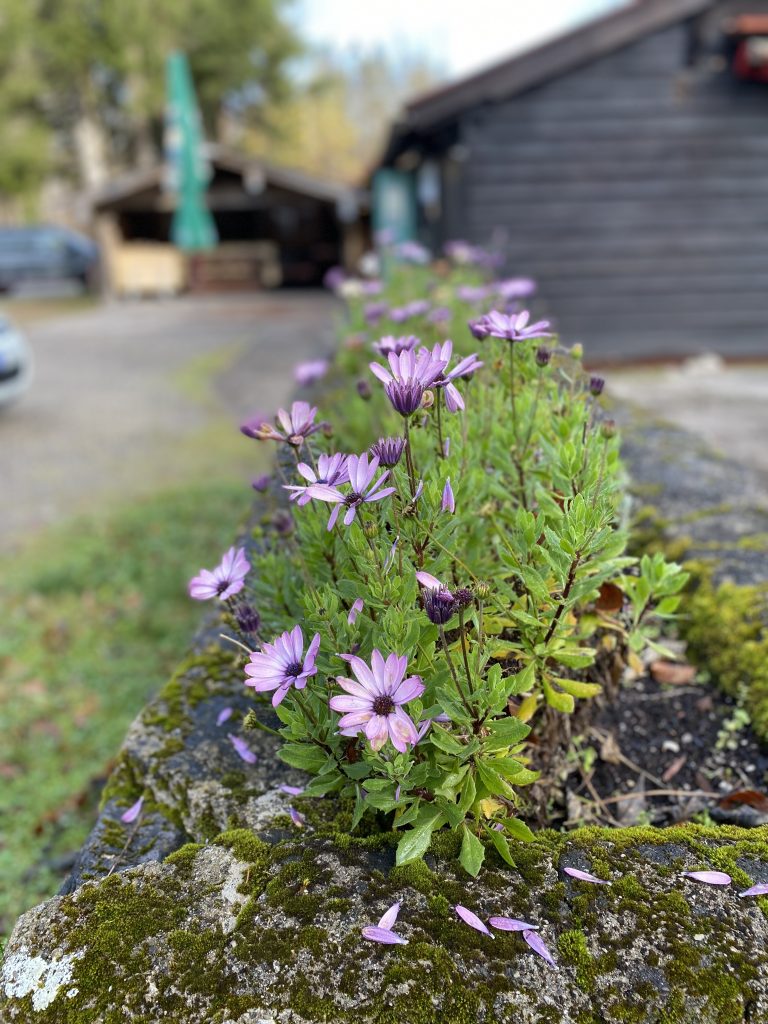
[165,51,218,251]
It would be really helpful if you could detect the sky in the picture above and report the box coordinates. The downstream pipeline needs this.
[295,0,628,80]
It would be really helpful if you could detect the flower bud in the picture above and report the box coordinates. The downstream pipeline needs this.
[589,376,605,397]
[474,580,491,600]
[242,709,259,731]
[272,510,294,536]
[321,420,334,439]
[535,345,551,368]
[570,343,583,360]
[235,603,261,635]
[453,587,474,610]
[424,587,456,625]
[601,418,618,439]
[421,389,435,409]
[356,379,372,400]
[363,520,379,539]
[251,474,271,493]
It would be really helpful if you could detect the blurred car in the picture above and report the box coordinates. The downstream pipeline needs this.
[0,226,99,293]
[0,314,33,406]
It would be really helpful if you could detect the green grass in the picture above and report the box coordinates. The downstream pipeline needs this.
[0,481,250,937]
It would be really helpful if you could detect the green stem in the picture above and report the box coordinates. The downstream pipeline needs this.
[403,416,418,495]
[439,625,475,719]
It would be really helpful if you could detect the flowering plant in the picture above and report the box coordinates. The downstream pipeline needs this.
[196,244,687,876]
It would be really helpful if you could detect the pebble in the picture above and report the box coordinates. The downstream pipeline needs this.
[681,732,694,745]
[662,740,680,754]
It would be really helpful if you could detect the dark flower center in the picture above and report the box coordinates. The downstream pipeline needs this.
[285,661,303,678]
[372,694,395,717]
[216,579,231,595]
[344,492,364,507]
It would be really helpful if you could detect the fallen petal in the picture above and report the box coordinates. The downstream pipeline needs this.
[563,867,610,884]
[280,785,305,796]
[289,807,306,827]
[361,926,408,945]
[377,901,401,930]
[489,916,539,932]
[739,883,768,897]
[228,733,257,764]
[524,929,557,967]
[216,707,233,726]
[454,905,492,937]
[682,870,732,886]
[120,796,144,824]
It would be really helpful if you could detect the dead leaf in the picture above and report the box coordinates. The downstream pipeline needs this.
[596,582,624,614]
[650,661,697,685]
[599,732,623,765]
[617,778,647,826]
[662,754,687,783]
[718,789,768,814]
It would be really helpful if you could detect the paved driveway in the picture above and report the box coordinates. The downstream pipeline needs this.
[1,292,336,553]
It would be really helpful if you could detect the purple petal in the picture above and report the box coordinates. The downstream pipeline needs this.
[524,929,557,967]
[361,926,408,946]
[739,883,768,897]
[348,598,364,625]
[489,916,539,932]
[289,807,306,827]
[216,707,233,726]
[416,571,442,589]
[563,867,610,884]
[454,905,492,937]
[682,871,732,886]
[280,785,305,796]
[120,796,144,824]
[228,733,257,764]
[377,901,401,929]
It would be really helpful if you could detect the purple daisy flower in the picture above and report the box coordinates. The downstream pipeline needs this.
[284,453,350,506]
[244,625,321,707]
[247,401,322,448]
[294,359,329,387]
[369,436,406,468]
[365,302,389,326]
[188,546,250,601]
[372,335,419,358]
[468,317,491,341]
[428,306,452,324]
[370,348,448,417]
[307,453,396,530]
[458,284,491,304]
[330,650,424,753]
[416,571,456,624]
[427,341,483,412]
[395,240,430,264]
[479,309,552,343]
[494,277,537,300]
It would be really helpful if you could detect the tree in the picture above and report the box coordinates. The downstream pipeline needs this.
[246,46,444,183]
[0,0,301,198]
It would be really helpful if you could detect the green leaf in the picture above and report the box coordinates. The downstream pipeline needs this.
[350,785,366,831]
[459,825,486,877]
[485,825,515,866]
[278,743,328,773]
[550,648,596,669]
[395,809,444,866]
[502,817,536,842]
[475,759,514,798]
[458,770,477,815]
[437,796,465,829]
[552,676,602,699]
[507,660,536,696]
[429,725,467,756]
[543,678,575,713]
[484,716,530,751]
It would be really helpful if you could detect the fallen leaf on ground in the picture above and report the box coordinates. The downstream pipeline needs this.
[650,661,697,685]
[599,732,622,765]
[718,789,768,813]
[596,582,624,613]
[662,754,687,783]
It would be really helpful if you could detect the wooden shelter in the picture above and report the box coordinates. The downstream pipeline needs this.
[378,0,768,356]
[93,147,366,297]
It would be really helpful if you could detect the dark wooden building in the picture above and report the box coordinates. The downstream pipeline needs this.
[93,147,366,297]
[378,0,768,358]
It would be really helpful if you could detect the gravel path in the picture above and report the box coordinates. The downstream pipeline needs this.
[1,292,336,554]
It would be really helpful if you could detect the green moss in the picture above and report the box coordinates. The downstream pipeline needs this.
[682,572,768,742]
[4,822,768,1024]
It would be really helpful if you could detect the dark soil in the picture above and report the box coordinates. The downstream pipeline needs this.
[560,670,768,829]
